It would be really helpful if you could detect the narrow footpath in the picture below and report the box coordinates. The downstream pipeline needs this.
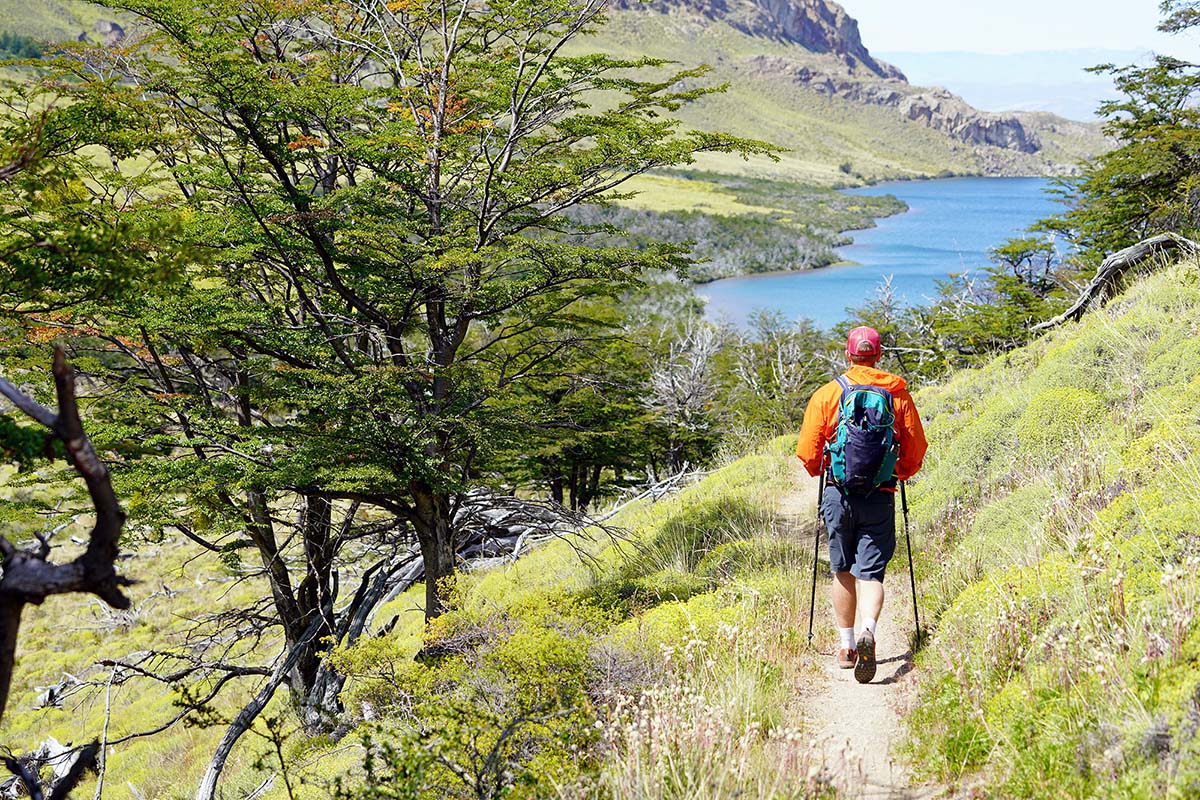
[781,465,936,800]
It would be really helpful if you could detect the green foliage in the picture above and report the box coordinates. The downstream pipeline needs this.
[1035,13,1200,265]
[0,30,40,58]
[322,441,804,798]
[570,170,906,284]
[0,415,50,466]
[904,260,1200,796]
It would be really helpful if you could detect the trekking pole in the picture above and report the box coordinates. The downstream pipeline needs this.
[807,470,825,646]
[900,480,921,645]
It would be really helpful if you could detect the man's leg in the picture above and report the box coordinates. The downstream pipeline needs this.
[850,491,896,683]
[832,571,857,628]
[822,487,857,666]
[856,578,884,630]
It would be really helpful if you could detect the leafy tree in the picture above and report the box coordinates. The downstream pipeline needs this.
[714,309,827,436]
[22,0,769,789]
[0,32,42,60]
[489,299,655,511]
[0,102,179,726]
[1037,1,1200,263]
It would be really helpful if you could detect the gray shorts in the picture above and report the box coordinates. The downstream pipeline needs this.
[820,484,896,581]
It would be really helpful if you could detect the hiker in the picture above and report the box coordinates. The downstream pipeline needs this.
[796,326,927,683]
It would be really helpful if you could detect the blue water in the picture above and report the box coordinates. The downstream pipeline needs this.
[698,177,1060,329]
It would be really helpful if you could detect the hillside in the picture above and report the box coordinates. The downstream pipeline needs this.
[5,257,1200,798]
[0,0,1108,186]
[592,0,1109,183]
[904,257,1200,795]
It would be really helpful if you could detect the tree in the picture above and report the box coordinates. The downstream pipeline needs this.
[0,98,181,725]
[1036,2,1200,263]
[27,0,770,791]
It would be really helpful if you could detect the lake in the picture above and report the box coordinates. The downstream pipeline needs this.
[697,176,1061,330]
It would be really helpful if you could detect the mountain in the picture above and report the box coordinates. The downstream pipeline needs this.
[0,0,1110,184]
[878,48,1142,121]
[615,0,907,80]
[593,0,1109,182]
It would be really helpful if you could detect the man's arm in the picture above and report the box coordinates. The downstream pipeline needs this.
[797,383,835,477]
[894,390,928,480]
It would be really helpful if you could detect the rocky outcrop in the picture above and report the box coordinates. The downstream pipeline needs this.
[612,0,905,79]
[899,89,1040,153]
[76,19,126,46]
[745,55,1041,153]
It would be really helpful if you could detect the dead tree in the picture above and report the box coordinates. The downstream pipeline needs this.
[643,322,722,473]
[1032,233,1200,330]
[2,740,99,800]
[0,348,132,721]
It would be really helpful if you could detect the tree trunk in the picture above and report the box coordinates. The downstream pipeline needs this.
[412,486,457,620]
[194,604,330,800]
[1032,233,1200,330]
[568,462,581,511]
[294,495,334,695]
[0,599,22,719]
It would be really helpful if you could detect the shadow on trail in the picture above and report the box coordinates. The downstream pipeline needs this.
[877,652,915,685]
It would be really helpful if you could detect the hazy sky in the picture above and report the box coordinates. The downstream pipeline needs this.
[846,0,1200,59]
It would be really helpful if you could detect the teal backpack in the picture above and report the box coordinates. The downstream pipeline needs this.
[825,375,900,496]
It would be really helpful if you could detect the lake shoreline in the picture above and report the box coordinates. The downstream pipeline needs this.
[698,176,1057,329]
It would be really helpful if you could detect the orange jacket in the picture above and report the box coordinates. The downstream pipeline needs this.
[796,365,928,483]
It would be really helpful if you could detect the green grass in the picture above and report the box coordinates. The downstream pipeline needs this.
[0,0,113,43]
[578,10,1108,185]
[903,258,1200,797]
[4,437,834,799]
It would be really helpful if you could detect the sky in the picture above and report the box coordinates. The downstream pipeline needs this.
[845,0,1200,60]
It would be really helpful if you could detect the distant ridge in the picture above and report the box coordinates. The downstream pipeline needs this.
[614,0,905,79]
[597,0,1110,180]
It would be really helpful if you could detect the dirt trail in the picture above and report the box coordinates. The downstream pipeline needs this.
[781,465,935,800]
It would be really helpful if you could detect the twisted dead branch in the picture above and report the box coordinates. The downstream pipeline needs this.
[0,348,132,721]
[1032,233,1200,331]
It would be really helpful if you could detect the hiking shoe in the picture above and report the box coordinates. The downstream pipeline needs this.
[836,648,857,669]
[854,630,877,684]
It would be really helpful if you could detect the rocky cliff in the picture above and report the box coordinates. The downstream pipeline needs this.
[614,0,1053,156]
[613,0,905,80]
[746,55,1040,152]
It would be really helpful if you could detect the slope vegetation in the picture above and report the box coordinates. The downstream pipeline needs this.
[590,5,1108,183]
[904,258,1200,796]
[2,440,836,799]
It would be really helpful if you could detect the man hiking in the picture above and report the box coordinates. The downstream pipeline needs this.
[797,326,927,683]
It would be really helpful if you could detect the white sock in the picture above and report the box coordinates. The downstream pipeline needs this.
[862,617,878,636]
[838,626,855,650]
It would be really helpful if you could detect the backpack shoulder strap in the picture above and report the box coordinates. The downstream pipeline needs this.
[834,375,852,405]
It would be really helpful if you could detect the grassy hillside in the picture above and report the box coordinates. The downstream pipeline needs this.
[2,440,839,799]
[7,259,1200,799]
[0,0,110,42]
[1,1,1107,189]
[583,10,1109,184]
[904,258,1200,796]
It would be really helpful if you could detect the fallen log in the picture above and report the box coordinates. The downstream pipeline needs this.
[1032,233,1200,331]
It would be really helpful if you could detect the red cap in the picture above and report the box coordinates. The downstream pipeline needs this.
[846,326,881,359]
